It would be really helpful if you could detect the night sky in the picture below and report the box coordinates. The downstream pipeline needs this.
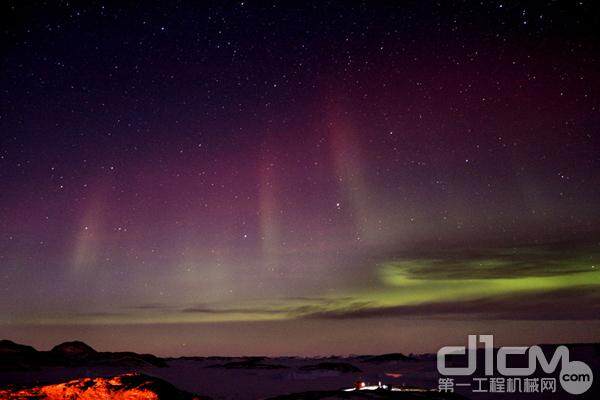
[1,1,600,356]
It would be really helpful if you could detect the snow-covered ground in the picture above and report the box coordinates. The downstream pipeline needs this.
[2,344,598,399]
[1,355,437,399]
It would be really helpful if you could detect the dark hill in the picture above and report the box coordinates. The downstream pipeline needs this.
[299,362,362,373]
[357,353,417,363]
[51,341,97,358]
[0,340,37,354]
[208,357,288,370]
[0,339,166,370]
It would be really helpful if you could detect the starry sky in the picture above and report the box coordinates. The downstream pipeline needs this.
[1,1,600,355]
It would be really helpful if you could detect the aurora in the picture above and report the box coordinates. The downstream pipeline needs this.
[2,0,600,356]
[11,245,598,326]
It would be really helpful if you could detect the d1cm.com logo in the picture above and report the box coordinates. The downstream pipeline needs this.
[437,335,593,395]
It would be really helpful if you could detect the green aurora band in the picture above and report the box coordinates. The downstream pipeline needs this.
[17,246,600,324]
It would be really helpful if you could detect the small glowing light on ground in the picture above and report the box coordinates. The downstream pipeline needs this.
[344,381,429,392]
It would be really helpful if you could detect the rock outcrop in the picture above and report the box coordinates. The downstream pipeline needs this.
[0,373,207,400]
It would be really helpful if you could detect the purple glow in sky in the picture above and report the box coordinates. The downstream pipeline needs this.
[1,0,599,355]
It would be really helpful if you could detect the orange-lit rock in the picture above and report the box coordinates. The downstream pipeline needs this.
[0,373,206,400]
